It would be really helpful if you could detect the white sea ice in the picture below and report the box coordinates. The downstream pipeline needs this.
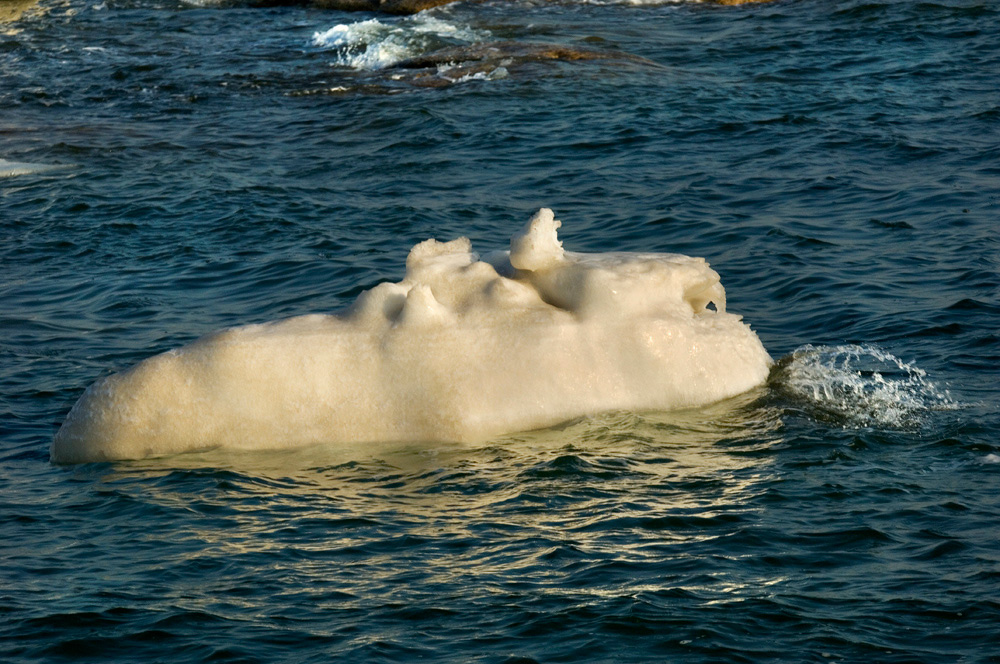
[51,209,772,463]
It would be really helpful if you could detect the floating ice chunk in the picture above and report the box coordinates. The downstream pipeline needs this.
[51,209,772,463]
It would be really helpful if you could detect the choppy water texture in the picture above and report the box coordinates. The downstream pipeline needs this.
[2,0,999,662]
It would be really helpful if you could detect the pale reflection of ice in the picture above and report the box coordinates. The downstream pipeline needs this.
[0,158,70,177]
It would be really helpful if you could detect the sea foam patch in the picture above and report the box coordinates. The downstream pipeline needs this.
[52,209,773,463]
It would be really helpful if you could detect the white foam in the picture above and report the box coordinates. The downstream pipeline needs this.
[312,16,488,71]
[437,65,510,84]
[772,344,955,429]
[51,209,772,463]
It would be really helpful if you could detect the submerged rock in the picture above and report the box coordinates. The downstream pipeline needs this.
[294,39,661,93]
[386,40,661,87]
[394,41,658,70]
[0,158,70,177]
[711,0,779,5]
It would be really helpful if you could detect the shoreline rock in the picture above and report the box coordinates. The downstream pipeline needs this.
[311,0,458,13]
[378,41,661,89]
[255,0,781,16]
[394,40,661,70]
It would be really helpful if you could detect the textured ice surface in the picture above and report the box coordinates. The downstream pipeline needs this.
[52,209,772,463]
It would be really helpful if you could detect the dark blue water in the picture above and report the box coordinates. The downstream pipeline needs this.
[2,0,999,661]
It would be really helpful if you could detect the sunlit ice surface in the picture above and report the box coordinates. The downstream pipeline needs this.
[52,209,771,463]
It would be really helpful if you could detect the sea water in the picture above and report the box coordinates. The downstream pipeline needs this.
[2,0,998,662]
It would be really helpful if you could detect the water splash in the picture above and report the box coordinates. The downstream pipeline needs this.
[312,16,488,71]
[436,63,510,84]
[770,344,956,429]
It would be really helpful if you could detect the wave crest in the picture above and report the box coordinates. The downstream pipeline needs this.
[312,16,488,70]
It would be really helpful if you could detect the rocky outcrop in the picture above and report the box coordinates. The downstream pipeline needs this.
[262,0,781,15]
[307,0,459,13]
[388,40,661,87]
[395,41,659,70]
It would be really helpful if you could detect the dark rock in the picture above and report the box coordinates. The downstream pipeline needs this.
[384,41,662,89]
[293,40,661,94]
[394,40,661,70]
[252,0,782,14]
[309,0,460,14]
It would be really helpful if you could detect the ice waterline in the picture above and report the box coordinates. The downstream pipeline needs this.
[51,209,772,463]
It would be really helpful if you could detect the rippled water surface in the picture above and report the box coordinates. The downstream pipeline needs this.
[2,0,999,662]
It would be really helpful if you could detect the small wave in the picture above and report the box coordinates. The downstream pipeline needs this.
[312,16,488,71]
[770,344,956,429]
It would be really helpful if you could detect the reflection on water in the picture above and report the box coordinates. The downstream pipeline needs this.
[0,0,40,26]
[106,386,782,483]
[0,157,71,176]
[53,388,794,650]
[88,387,784,566]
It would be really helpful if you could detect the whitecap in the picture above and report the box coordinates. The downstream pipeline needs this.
[311,15,488,70]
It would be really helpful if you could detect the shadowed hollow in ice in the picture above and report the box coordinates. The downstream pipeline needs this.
[52,209,772,463]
